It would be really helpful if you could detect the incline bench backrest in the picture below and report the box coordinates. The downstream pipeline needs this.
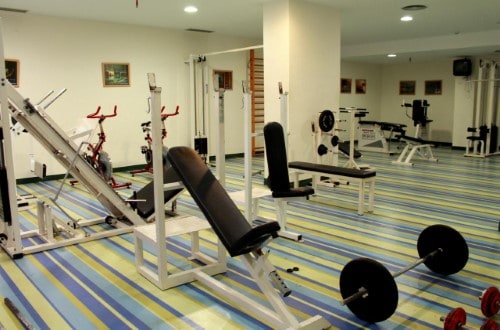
[263,122,291,193]
[167,146,280,257]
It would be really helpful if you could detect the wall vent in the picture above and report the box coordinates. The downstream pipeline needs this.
[186,28,214,33]
[0,7,28,13]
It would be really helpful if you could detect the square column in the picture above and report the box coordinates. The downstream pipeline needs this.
[264,0,340,161]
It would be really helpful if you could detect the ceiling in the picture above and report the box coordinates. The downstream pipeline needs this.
[1,0,499,64]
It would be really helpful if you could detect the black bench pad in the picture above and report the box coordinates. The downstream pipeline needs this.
[289,161,376,179]
[134,166,183,218]
[167,146,280,257]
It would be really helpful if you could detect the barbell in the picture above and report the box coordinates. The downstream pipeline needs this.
[339,224,469,323]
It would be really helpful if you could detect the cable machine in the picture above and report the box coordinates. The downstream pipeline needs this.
[465,60,499,158]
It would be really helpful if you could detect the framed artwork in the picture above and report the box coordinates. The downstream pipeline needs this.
[399,80,415,95]
[5,59,19,87]
[425,80,442,95]
[102,63,130,87]
[340,78,352,93]
[355,79,366,94]
[214,70,233,90]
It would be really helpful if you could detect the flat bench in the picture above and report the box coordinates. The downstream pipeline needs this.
[288,161,376,215]
[393,134,438,166]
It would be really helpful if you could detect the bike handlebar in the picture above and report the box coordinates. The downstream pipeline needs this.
[161,105,180,121]
[87,105,118,119]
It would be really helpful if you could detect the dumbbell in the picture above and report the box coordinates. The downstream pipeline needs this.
[441,307,498,330]
[339,224,469,323]
[480,286,499,318]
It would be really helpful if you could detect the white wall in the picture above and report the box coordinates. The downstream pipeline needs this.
[1,12,260,179]
[339,61,382,141]
[379,59,455,142]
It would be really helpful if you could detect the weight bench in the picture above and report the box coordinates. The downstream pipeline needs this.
[392,135,438,166]
[288,161,376,215]
[264,122,375,216]
[167,146,330,329]
[358,120,406,154]
[263,122,315,241]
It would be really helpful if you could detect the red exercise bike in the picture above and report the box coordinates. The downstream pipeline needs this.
[77,105,131,189]
[130,105,180,176]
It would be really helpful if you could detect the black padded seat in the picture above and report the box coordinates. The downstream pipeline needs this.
[289,161,376,179]
[167,146,280,257]
[263,122,314,198]
[358,120,379,125]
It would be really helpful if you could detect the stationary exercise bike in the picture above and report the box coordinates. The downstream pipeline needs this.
[130,105,180,176]
[76,105,131,189]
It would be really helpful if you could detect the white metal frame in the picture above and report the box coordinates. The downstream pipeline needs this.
[465,60,500,158]
[134,74,226,290]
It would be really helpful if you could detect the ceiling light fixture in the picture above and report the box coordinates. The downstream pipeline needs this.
[387,54,397,58]
[184,6,198,13]
[402,5,427,11]
[401,15,413,22]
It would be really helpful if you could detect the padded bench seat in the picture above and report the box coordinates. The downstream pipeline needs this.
[288,161,376,215]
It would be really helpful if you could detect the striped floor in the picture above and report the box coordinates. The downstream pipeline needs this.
[1,147,499,329]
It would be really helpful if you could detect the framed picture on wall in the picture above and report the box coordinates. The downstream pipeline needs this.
[340,78,352,93]
[399,80,415,95]
[425,80,442,95]
[5,59,19,87]
[102,63,130,87]
[214,70,233,90]
[355,79,366,94]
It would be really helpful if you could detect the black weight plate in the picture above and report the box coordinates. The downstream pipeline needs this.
[340,258,398,323]
[331,135,339,147]
[317,144,328,156]
[319,110,335,132]
[417,224,469,275]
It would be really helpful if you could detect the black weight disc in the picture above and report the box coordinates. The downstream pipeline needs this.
[417,224,469,275]
[317,144,329,156]
[331,135,339,147]
[340,258,398,323]
[319,110,335,132]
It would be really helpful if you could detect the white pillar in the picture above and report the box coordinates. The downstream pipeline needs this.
[263,0,340,162]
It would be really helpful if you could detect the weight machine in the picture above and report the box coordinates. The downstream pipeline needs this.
[465,60,499,158]
[313,107,369,170]
[0,19,144,257]
[130,104,180,176]
[357,120,406,155]
[393,100,438,166]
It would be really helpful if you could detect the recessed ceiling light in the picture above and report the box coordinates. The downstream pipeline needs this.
[401,15,413,22]
[184,6,198,13]
[387,54,397,58]
[402,5,427,11]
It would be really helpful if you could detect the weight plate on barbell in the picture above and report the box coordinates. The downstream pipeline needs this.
[417,224,469,275]
[339,258,398,323]
[319,110,335,132]
[481,286,499,317]
[443,307,466,330]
